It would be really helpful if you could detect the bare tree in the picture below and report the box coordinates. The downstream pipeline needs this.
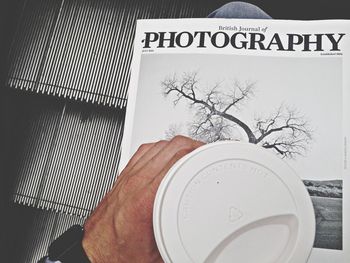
[162,72,312,159]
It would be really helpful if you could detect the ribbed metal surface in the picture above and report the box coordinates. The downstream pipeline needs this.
[6,0,60,89]
[10,204,84,263]
[37,102,125,216]
[9,91,125,217]
[6,0,226,107]
[3,1,230,262]
[11,100,64,207]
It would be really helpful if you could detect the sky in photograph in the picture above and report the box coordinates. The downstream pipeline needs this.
[130,54,343,180]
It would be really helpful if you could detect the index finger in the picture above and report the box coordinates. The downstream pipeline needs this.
[132,136,204,182]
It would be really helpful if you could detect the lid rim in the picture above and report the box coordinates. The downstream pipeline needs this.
[153,141,315,263]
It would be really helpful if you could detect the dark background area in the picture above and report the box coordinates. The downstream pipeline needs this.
[0,0,349,261]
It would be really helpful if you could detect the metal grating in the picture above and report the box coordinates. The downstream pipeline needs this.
[8,91,125,217]
[6,0,227,107]
[2,1,230,262]
[6,0,63,94]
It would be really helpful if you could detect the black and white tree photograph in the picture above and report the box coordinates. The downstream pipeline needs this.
[131,54,343,250]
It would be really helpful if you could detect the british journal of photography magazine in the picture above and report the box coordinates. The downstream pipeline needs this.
[120,18,350,262]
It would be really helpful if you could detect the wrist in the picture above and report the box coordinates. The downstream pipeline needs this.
[82,219,122,263]
[82,234,100,263]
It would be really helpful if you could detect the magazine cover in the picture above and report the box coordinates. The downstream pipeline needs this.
[120,18,350,262]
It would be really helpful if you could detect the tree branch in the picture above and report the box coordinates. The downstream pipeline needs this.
[162,72,313,158]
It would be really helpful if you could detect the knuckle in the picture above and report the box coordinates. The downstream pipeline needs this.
[171,135,204,151]
[155,139,168,147]
[171,135,192,147]
[137,143,153,152]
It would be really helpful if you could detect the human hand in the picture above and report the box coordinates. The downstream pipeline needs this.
[82,136,204,263]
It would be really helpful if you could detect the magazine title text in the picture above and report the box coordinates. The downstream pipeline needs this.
[142,31,345,51]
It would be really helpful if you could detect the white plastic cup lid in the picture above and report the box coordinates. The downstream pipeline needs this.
[153,141,315,263]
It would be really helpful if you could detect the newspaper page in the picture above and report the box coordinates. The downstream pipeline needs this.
[120,19,350,262]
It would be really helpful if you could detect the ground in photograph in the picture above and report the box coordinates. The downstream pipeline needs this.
[304,180,342,250]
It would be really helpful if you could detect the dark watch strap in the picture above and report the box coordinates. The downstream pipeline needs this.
[48,225,90,263]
